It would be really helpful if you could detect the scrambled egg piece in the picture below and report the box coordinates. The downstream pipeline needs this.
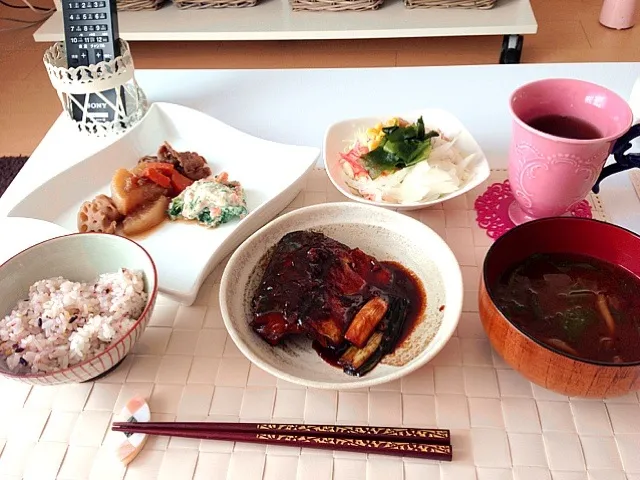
[364,117,405,151]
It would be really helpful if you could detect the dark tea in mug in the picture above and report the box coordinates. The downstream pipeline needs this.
[526,114,603,140]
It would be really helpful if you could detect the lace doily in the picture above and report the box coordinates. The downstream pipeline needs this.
[474,179,593,240]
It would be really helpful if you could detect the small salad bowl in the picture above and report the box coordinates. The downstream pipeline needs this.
[324,109,490,211]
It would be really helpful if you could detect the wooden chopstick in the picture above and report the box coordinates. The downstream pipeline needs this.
[111,421,451,445]
[111,424,452,461]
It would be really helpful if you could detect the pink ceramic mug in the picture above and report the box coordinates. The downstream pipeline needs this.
[508,78,640,225]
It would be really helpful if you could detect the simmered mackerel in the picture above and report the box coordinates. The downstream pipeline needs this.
[250,230,425,377]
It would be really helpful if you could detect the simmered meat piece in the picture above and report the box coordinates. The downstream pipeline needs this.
[250,231,393,348]
[177,152,211,181]
[158,142,212,181]
[137,142,213,181]
[156,142,179,165]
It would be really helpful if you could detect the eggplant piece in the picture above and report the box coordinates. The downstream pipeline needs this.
[344,297,388,348]
[340,296,410,377]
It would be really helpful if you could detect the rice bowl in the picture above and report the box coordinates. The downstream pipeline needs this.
[1,269,147,374]
[0,233,157,385]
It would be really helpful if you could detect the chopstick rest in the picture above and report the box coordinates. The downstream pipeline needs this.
[113,396,151,466]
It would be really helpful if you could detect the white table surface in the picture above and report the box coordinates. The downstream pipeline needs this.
[1,63,640,480]
[3,63,640,229]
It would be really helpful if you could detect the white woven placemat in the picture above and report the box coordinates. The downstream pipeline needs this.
[0,169,635,480]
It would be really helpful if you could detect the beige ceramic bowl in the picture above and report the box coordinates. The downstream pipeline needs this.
[220,202,463,390]
[0,233,158,385]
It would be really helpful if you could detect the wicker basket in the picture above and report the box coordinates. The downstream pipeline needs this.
[405,0,496,9]
[173,0,257,8]
[290,0,383,12]
[117,0,165,11]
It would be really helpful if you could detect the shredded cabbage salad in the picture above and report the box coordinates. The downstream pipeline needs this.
[339,116,476,204]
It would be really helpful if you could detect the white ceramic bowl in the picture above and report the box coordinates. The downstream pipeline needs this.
[324,109,491,211]
[220,202,463,390]
[0,233,158,385]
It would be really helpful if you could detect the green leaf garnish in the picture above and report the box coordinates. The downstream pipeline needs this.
[557,305,598,342]
[167,197,184,220]
[360,116,439,179]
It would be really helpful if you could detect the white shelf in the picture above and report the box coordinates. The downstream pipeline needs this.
[33,0,537,42]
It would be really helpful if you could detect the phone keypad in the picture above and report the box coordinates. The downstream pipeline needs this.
[77,36,108,42]
[66,1,106,8]
[69,24,108,32]
[68,12,107,20]
[69,36,109,43]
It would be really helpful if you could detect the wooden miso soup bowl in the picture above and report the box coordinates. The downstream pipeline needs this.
[479,217,640,398]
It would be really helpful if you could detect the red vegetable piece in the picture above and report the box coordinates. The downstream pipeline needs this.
[170,170,194,194]
[142,162,175,173]
[142,168,172,189]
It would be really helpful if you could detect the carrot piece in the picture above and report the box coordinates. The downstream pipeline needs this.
[170,170,194,194]
[142,168,172,189]
[141,162,175,173]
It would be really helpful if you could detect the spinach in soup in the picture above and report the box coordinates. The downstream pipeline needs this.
[492,253,640,364]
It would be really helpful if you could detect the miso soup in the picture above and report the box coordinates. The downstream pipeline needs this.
[492,252,640,364]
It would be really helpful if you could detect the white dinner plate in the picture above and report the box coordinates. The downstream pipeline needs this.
[8,102,320,305]
[324,109,491,211]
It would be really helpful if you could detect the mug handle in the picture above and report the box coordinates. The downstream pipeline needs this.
[592,124,640,194]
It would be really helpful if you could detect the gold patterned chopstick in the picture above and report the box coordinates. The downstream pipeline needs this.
[111,425,453,461]
[111,421,451,445]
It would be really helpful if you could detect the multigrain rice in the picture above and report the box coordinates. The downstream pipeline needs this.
[0,268,147,374]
